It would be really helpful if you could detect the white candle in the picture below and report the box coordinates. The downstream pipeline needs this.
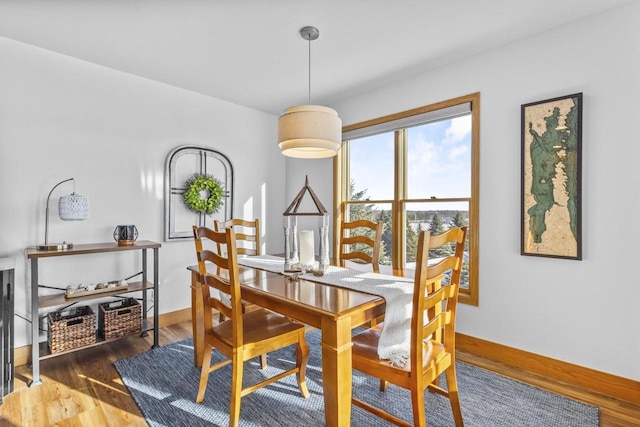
[299,230,315,267]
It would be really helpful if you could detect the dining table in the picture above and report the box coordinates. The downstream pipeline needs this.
[187,257,390,427]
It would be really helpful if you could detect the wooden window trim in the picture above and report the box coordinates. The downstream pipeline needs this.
[334,92,480,306]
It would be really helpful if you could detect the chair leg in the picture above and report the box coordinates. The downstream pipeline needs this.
[379,380,388,391]
[296,331,310,398]
[196,345,213,403]
[445,367,464,426]
[410,383,427,427]
[229,354,244,427]
[259,353,268,369]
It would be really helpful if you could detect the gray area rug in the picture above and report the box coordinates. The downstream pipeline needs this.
[114,330,598,426]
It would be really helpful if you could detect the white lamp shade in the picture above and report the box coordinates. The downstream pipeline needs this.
[278,105,342,158]
[59,193,90,221]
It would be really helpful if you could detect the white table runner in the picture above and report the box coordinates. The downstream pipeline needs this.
[237,255,414,366]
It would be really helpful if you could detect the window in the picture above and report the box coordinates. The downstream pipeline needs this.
[334,93,479,305]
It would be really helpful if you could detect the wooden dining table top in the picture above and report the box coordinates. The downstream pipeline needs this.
[187,263,386,327]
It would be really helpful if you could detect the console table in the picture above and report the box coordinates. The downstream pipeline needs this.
[26,241,160,386]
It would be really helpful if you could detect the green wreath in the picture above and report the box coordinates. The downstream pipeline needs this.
[183,173,224,215]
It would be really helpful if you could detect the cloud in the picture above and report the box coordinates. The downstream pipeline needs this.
[408,138,450,177]
[350,116,471,199]
[449,145,469,160]
[444,115,471,144]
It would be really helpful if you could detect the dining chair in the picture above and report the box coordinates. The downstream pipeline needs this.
[192,225,310,426]
[339,219,383,273]
[214,218,261,256]
[339,218,384,326]
[351,226,467,427]
[214,218,267,367]
[213,218,261,317]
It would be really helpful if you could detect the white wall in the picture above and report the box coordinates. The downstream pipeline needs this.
[0,37,286,349]
[302,3,638,380]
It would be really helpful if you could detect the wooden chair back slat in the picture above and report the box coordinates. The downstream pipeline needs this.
[339,219,383,273]
[213,218,261,319]
[215,218,261,256]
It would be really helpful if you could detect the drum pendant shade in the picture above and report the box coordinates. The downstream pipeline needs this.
[278,105,342,158]
[278,26,342,159]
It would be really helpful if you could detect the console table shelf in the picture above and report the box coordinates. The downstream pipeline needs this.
[37,319,155,360]
[26,240,160,386]
[26,241,160,258]
[38,280,153,309]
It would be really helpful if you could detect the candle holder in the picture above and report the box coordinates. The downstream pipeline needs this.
[283,176,330,273]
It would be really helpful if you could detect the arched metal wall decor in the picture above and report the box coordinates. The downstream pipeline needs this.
[164,146,234,241]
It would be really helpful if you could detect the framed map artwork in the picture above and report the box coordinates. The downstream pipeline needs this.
[521,93,582,260]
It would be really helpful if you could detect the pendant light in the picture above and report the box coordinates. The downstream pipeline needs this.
[278,26,342,159]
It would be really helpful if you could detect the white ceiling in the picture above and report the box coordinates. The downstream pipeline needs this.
[0,0,633,115]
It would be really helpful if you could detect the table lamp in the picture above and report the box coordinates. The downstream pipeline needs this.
[37,178,90,251]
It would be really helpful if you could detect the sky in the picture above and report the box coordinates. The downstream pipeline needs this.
[349,115,471,212]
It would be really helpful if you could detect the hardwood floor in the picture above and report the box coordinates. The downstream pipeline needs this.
[0,322,192,427]
[1,320,638,426]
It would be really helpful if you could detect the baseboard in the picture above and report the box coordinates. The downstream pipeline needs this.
[456,332,640,406]
[14,345,29,368]
[153,307,191,327]
[14,307,194,367]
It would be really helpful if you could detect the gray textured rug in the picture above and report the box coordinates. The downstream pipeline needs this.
[114,330,598,426]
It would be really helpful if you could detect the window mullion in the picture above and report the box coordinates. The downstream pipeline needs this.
[333,141,349,259]
[391,129,407,275]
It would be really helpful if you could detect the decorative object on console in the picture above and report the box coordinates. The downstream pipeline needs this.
[98,297,142,340]
[47,306,96,354]
[65,279,128,299]
[113,225,139,246]
[278,26,342,158]
[37,178,89,251]
[283,175,330,273]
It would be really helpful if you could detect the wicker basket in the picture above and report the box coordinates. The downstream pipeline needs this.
[98,298,142,340]
[47,306,96,354]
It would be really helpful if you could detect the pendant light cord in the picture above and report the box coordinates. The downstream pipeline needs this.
[307,35,312,104]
